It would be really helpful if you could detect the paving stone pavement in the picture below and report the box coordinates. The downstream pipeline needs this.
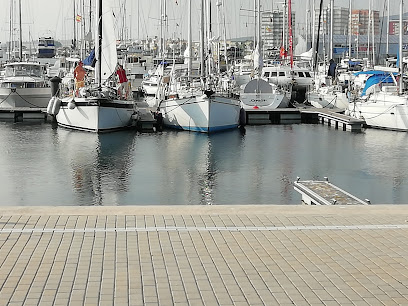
[0,205,408,306]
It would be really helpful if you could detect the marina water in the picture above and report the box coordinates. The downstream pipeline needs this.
[0,121,407,206]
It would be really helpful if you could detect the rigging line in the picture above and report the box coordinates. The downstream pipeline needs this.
[359,103,399,120]
[161,96,195,115]
[14,89,45,108]
[322,94,338,108]
[0,91,13,105]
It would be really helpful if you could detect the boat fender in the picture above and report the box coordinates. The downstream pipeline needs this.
[51,98,62,116]
[68,100,76,109]
[46,96,56,115]
[239,108,246,126]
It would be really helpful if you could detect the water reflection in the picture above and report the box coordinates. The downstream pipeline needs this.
[55,129,136,205]
[1,120,408,205]
[351,129,408,203]
[126,129,245,205]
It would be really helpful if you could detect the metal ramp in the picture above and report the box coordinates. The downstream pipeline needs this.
[294,177,370,205]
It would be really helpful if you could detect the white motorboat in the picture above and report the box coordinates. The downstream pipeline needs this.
[52,0,136,132]
[37,37,56,58]
[0,62,50,108]
[261,65,314,91]
[240,78,289,110]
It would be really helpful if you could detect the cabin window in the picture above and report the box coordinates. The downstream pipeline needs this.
[271,72,278,77]
[264,72,270,77]
[279,72,285,76]
[298,72,305,77]
[305,72,311,77]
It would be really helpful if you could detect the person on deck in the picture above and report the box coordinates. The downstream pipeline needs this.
[328,59,337,78]
[116,64,129,99]
[73,61,86,97]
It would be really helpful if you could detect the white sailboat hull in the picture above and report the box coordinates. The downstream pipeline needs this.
[0,87,51,108]
[160,94,241,133]
[56,97,136,132]
[240,92,289,110]
[347,93,408,131]
[308,91,349,110]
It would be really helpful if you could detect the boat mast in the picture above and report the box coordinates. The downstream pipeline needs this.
[73,0,77,51]
[18,0,22,60]
[311,0,316,68]
[253,0,257,49]
[222,0,228,71]
[288,0,293,69]
[306,0,310,50]
[200,0,205,79]
[187,0,192,79]
[314,0,324,72]
[329,0,333,60]
[96,0,102,88]
[216,0,221,74]
[348,0,352,59]
[399,0,403,94]
[367,0,370,64]
[206,0,212,78]
[386,0,390,55]
[371,0,375,66]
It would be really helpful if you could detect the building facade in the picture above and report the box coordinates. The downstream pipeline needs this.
[261,10,296,51]
[351,9,380,35]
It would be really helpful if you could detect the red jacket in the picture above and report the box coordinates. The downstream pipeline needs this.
[116,68,128,83]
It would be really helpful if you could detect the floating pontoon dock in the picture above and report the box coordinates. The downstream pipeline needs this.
[301,108,366,132]
[0,107,48,122]
[243,107,365,132]
[294,177,370,205]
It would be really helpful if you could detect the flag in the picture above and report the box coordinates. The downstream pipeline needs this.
[280,46,286,58]
[76,14,82,22]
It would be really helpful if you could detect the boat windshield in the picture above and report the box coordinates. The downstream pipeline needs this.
[5,64,43,78]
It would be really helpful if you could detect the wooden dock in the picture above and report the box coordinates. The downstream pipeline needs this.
[294,177,370,205]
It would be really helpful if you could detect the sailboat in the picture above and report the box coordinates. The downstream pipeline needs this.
[52,0,137,132]
[346,0,408,131]
[307,0,348,110]
[0,0,50,109]
[158,0,242,133]
[240,0,290,110]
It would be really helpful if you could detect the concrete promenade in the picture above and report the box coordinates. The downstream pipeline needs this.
[0,205,408,305]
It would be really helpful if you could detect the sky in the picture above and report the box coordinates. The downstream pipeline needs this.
[0,0,402,46]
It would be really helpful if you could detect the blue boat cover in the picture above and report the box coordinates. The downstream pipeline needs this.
[358,71,396,96]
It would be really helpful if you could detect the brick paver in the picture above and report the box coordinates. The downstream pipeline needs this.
[0,205,408,305]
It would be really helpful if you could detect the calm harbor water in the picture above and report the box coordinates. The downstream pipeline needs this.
[0,120,407,206]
